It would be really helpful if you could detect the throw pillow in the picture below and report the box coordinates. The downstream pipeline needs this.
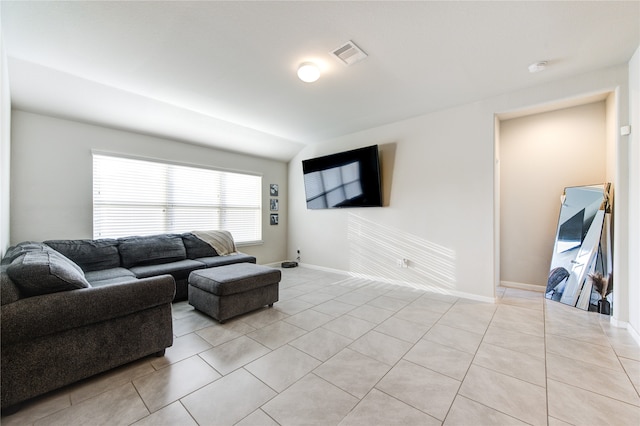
[7,250,91,297]
[1,241,51,265]
[181,233,218,259]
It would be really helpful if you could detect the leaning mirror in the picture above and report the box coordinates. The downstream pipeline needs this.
[546,183,612,313]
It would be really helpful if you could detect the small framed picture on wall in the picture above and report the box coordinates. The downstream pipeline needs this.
[270,184,279,197]
[270,198,279,211]
[270,214,279,225]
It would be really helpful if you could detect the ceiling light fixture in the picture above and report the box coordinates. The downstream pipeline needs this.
[528,61,548,73]
[297,62,320,83]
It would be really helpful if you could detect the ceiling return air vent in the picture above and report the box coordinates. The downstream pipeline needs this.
[331,40,368,66]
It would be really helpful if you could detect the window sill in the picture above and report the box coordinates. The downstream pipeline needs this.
[237,240,264,248]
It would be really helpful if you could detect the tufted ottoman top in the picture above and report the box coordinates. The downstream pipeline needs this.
[188,263,281,296]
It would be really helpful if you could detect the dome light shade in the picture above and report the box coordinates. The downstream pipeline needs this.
[297,62,320,83]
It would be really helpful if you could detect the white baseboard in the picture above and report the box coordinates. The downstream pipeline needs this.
[297,263,350,276]
[266,262,350,276]
[627,323,640,346]
[610,317,640,346]
[500,281,545,292]
[609,316,627,329]
[296,263,495,304]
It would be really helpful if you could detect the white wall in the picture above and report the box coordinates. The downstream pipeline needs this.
[628,47,639,338]
[293,102,495,300]
[0,24,10,257]
[288,65,629,302]
[10,111,288,265]
[500,102,607,288]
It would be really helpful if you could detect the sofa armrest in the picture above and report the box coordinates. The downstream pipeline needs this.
[1,275,175,346]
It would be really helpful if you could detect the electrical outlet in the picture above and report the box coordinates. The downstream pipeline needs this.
[296,248,301,262]
[397,258,409,268]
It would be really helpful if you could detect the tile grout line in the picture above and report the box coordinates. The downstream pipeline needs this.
[439,294,500,424]
[543,294,550,426]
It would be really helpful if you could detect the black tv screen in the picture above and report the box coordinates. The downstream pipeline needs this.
[302,145,382,209]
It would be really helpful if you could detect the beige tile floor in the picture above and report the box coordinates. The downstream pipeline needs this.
[3,267,639,425]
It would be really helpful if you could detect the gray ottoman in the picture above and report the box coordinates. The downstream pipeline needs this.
[188,263,280,323]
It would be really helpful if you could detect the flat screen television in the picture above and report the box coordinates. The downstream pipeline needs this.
[302,145,382,209]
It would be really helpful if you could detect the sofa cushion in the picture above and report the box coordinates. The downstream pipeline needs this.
[90,276,140,287]
[118,234,186,268]
[195,253,256,268]
[129,259,205,281]
[189,263,281,296]
[7,250,90,297]
[44,239,121,272]
[181,233,218,259]
[84,267,136,283]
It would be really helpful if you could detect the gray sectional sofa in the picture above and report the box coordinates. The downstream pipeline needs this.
[0,232,256,411]
[44,233,256,301]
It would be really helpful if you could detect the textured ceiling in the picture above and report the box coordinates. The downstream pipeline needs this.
[2,1,639,161]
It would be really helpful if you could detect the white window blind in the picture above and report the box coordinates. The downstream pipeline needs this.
[93,154,262,243]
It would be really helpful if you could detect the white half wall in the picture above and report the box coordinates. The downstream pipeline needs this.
[10,111,288,264]
[288,65,629,301]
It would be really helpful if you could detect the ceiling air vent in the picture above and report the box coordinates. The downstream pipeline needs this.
[331,40,367,66]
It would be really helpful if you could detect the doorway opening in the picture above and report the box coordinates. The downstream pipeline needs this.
[494,90,618,301]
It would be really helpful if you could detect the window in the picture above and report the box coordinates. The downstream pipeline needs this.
[93,153,262,244]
